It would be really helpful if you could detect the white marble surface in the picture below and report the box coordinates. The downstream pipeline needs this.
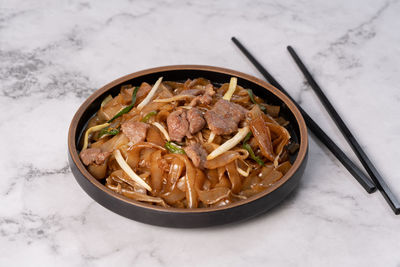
[1,0,399,266]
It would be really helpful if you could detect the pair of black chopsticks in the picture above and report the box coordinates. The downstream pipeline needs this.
[231,37,400,215]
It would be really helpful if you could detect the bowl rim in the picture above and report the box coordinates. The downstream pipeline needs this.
[68,64,308,213]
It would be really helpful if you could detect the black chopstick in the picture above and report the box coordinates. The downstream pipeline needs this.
[287,45,400,214]
[231,37,376,194]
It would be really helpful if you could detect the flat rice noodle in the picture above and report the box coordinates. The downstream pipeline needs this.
[158,155,170,174]
[196,131,204,144]
[233,148,249,158]
[217,167,226,180]
[265,122,290,162]
[278,149,289,163]
[248,101,263,118]
[212,198,232,207]
[86,115,103,129]
[109,169,142,190]
[173,201,185,208]
[176,176,186,192]
[125,142,166,169]
[120,188,167,207]
[186,78,211,89]
[202,178,211,191]
[217,83,244,96]
[156,110,170,123]
[100,133,129,153]
[239,186,265,198]
[194,169,206,192]
[165,157,185,192]
[146,125,165,146]
[161,186,186,205]
[90,137,109,149]
[142,83,174,107]
[110,176,134,191]
[261,170,282,187]
[157,83,174,98]
[139,171,151,179]
[120,110,140,123]
[215,174,231,189]
[249,116,275,161]
[242,168,262,190]
[231,94,250,105]
[163,81,184,91]
[105,176,116,186]
[265,104,280,117]
[132,82,152,106]
[276,161,292,175]
[225,161,242,194]
[272,136,282,147]
[150,150,163,192]
[206,169,219,188]
[110,169,147,194]
[204,151,243,169]
[165,154,198,208]
[198,187,231,205]
[183,79,192,90]
[98,94,125,121]
[120,85,133,104]
[88,161,108,179]
[159,103,175,112]
[139,148,156,169]
[259,165,283,187]
[275,117,289,127]
[139,101,166,117]
[262,113,280,126]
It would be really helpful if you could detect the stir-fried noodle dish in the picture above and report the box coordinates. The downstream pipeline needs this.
[79,77,299,208]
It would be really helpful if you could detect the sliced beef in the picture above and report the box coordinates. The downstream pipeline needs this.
[184,143,207,169]
[121,120,149,144]
[178,88,205,96]
[167,108,206,141]
[167,109,190,142]
[187,108,206,134]
[204,99,248,135]
[80,148,111,166]
[136,82,152,103]
[190,84,215,106]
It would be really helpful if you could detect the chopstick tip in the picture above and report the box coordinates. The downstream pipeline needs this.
[367,186,377,194]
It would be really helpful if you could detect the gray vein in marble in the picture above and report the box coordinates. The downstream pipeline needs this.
[0,210,63,246]
[0,48,93,99]
[4,163,70,196]
[0,9,30,29]
[293,80,310,105]
[319,0,397,68]
[105,9,156,25]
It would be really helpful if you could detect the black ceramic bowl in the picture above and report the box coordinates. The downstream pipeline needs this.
[68,65,308,228]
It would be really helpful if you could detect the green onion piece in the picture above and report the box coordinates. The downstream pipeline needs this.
[98,127,120,138]
[165,141,186,154]
[243,143,264,166]
[243,132,252,143]
[108,86,139,123]
[242,132,264,166]
[247,89,266,113]
[141,111,158,122]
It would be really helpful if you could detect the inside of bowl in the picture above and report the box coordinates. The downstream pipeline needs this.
[75,69,301,164]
